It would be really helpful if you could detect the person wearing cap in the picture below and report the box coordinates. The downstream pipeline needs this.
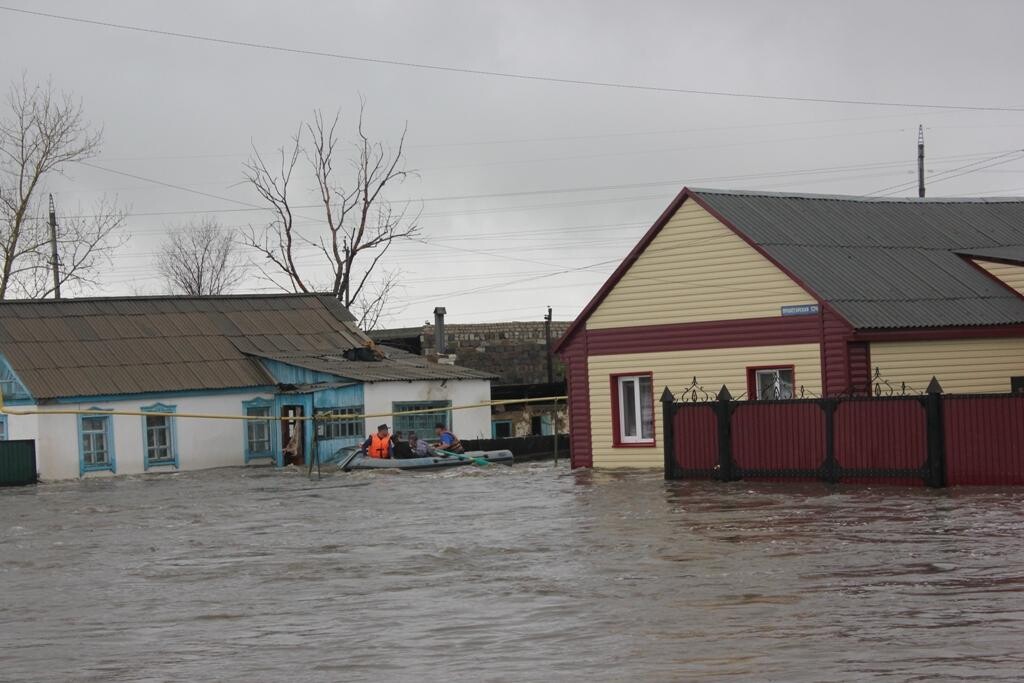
[361,423,394,459]
[408,431,434,457]
[433,422,465,454]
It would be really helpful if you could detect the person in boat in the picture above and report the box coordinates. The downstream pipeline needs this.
[408,431,434,457]
[432,423,465,454]
[361,423,394,459]
[393,430,415,459]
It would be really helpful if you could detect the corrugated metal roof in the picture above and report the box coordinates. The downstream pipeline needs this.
[0,294,373,400]
[692,189,1024,329]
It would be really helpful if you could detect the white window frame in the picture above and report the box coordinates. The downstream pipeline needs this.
[754,368,795,400]
[616,375,655,444]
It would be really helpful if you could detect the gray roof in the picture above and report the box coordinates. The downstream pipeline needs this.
[0,294,488,400]
[692,189,1024,329]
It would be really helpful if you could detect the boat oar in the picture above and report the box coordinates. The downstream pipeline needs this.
[435,448,490,467]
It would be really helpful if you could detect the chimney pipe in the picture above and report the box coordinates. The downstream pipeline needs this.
[433,307,447,355]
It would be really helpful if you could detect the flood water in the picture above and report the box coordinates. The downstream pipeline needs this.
[3,463,1024,682]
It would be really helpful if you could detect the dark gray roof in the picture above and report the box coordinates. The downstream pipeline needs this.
[251,350,496,383]
[692,189,1024,329]
[0,294,419,399]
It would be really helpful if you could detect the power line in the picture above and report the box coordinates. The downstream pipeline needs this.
[62,149,1018,221]
[867,148,1024,196]
[4,4,1024,113]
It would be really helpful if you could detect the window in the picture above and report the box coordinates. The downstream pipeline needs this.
[78,410,115,474]
[530,415,543,436]
[315,406,364,440]
[614,374,655,445]
[492,420,512,439]
[141,403,177,469]
[0,414,6,441]
[393,401,452,436]
[243,399,274,461]
[1013,376,1024,394]
[751,367,795,400]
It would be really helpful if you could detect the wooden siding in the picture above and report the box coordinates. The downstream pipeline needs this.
[973,259,1024,297]
[586,200,815,330]
[587,343,821,468]
[871,338,1024,394]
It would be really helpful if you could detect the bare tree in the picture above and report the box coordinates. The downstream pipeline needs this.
[157,218,246,295]
[243,101,419,328]
[0,75,127,299]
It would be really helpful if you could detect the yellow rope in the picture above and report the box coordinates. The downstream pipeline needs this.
[0,393,567,422]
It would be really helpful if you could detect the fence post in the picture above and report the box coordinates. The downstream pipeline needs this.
[821,398,840,483]
[661,387,676,480]
[714,385,736,482]
[924,377,946,488]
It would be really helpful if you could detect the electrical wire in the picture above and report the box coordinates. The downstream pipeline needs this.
[3,5,1023,112]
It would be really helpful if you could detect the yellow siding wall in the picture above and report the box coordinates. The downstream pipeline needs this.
[871,338,1024,394]
[588,344,821,468]
[973,259,1024,297]
[587,199,815,330]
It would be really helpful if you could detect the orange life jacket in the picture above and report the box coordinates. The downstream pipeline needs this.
[368,433,392,458]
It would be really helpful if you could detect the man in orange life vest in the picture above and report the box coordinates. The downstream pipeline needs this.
[361,423,394,459]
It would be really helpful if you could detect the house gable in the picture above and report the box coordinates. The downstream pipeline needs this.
[971,258,1024,299]
[586,197,817,330]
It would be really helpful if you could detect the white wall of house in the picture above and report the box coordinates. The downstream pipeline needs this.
[5,391,275,481]
[362,379,491,440]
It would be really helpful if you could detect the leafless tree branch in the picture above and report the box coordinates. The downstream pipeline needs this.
[156,217,247,295]
[242,99,419,327]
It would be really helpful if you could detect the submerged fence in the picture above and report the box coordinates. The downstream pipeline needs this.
[662,377,1024,487]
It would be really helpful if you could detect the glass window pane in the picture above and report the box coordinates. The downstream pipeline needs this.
[620,379,637,437]
[639,376,655,440]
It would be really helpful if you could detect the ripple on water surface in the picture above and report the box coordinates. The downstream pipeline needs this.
[2,464,1024,682]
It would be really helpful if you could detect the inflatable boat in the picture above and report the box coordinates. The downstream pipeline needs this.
[338,447,514,471]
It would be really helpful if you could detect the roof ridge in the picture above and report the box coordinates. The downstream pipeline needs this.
[690,187,1024,203]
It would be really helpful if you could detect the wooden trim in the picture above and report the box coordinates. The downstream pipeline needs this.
[609,372,657,448]
[854,324,1024,342]
[586,315,821,356]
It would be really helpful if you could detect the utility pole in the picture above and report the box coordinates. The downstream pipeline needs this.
[544,306,553,384]
[48,194,61,299]
[918,125,926,198]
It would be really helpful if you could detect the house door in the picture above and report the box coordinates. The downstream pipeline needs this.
[282,405,305,466]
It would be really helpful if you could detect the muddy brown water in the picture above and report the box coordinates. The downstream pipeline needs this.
[2,464,1024,682]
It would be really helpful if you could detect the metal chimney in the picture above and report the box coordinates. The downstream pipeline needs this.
[433,307,447,355]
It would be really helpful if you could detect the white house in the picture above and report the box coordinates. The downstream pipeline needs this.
[0,294,493,480]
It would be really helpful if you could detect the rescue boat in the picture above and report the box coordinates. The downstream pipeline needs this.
[337,447,514,471]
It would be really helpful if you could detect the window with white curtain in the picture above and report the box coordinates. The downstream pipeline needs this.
[617,375,654,443]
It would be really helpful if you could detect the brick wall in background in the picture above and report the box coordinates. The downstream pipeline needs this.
[423,322,571,385]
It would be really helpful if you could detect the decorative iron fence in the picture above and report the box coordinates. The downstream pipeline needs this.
[663,372,1024,487]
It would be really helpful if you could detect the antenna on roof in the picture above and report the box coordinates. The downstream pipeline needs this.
[917,125,926,198]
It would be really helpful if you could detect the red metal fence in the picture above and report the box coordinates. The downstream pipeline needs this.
[663,384,1024,487]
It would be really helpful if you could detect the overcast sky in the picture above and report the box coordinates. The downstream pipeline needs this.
[2,0,1023,328]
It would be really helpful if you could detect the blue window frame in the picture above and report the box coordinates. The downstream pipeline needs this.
[141,403,178,469]
[0,414,7,441]
[243,398,275,462]
[78,410,115,475]
[392,401,452,436]
[492,420,513,439]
